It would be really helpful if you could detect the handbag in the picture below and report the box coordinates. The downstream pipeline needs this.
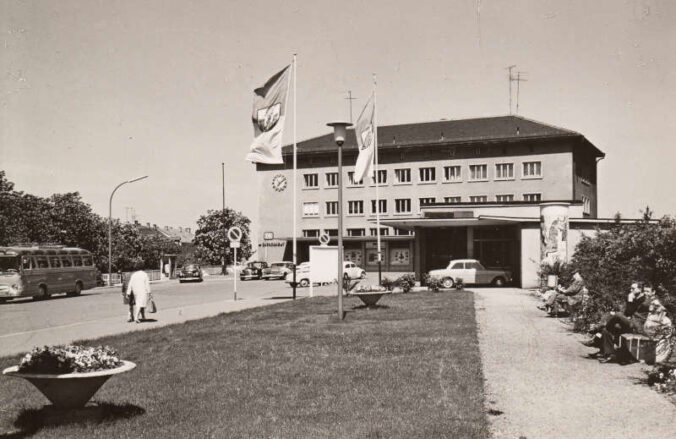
[149,298,157,313]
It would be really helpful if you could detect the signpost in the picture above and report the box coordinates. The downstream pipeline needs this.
[228,226,243,301]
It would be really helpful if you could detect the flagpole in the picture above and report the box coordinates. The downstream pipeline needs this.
[292,54,298,300]
[373,74,382,284]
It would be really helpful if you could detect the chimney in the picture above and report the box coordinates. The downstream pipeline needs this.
[165,226,169,231]
[186,227,191,233]
[146,222,150,227]
[134,220,139,225]
[153,224,157,229]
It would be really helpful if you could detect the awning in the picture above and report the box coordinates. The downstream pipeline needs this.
[374,215,540,230]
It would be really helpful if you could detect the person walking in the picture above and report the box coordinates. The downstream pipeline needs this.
[120,271,135,323]
[125,270,151,323]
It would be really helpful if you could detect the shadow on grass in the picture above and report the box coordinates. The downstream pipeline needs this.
[0,402,145,439]
[350,304,391,310]
[138,318,158,323]
[265,296,297,300]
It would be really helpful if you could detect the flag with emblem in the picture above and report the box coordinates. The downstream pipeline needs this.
[246,65,291,164]
[353,94,376,182]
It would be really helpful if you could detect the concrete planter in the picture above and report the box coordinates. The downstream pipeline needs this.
[2,360,136,409]
[352,292,390,307]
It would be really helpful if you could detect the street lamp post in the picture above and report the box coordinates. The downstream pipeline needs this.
[108,175,148,286]
[327,121,352,320]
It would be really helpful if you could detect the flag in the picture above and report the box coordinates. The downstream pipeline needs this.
[353,94,376,182]
[246,65,291,164]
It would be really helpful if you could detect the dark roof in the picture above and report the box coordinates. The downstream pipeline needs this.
[282,115,604,157]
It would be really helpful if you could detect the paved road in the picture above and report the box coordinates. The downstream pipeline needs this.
[474,287,676,438]
[0,276,339,357]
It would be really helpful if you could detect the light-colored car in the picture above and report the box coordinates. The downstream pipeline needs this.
[284,261,366,287]
[262,261,294,280]
[428,259,511,288]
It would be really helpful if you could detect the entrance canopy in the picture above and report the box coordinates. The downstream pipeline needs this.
[377,215,540,231]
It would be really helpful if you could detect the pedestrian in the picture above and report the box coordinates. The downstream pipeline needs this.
[120,271,134,323]
[125,269,151,323]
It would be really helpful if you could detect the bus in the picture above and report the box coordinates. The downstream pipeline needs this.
[0,246,98,302]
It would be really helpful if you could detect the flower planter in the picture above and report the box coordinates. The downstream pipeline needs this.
[2,360,136,409]
[352,291,389,307]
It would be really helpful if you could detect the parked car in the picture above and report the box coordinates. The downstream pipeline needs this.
[178,264,203,283]
[427,259,511,288]
[240,261,269,281]
[284,261,366,288]
[262,261,294,280]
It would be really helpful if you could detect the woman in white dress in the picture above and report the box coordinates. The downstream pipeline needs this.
[125,270,151,323]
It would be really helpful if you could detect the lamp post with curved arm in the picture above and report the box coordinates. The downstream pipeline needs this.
[108,176,148,286]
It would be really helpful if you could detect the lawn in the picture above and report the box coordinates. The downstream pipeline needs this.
[0,291,489,438]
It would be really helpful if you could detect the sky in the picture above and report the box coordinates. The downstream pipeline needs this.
[1,0,675,231]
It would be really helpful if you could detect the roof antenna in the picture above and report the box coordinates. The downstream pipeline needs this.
[514,71,527,114]
[506,65,516,114]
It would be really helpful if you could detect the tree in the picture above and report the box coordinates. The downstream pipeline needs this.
[193,208,252,270]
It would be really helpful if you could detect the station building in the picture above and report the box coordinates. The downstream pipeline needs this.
[256,115,610,288]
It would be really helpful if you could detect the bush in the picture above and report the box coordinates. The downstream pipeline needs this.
[396,274,417,294]
[538,260,574,290]
[380,277,396,291]
[645,364,676,394]
[566,212,676,331]
[423,274,443,292]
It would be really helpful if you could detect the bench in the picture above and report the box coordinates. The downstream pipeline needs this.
[619,334,656,365]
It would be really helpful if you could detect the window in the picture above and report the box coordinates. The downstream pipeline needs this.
[469,164,488,181]
[303,173,318,188]
[582,195,591,215]
[82,256,93,266]
[419,197,435,208]
[325,201,338,216]
[35,256,49,268]
[348,200,364,215]
[347,228,365,237]
[523,193,542,202]
[303,229,320,238]
[496,194,514,202]
[325,172,338,187]
[324,229,338,237]
[73,256,83,267]
[393,229,414,236]
[419,167,436,182]
[443,166,461,182]
[394,168,411,183]
[21,257,31,270]
[347,172,363,186]
[370,228,389,236]
[61,256,73,267]
[450,262,464,269]
[469,195,488,203]
[49,256,62,268]
[495,163,514,180]
[302,202,319,217]
[371,169,387,185]
[370,199,387,214]
[444,196,461,204]
[395,198,412,213]
[523,161,542,178]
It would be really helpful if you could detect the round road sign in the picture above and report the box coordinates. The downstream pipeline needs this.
[319,233,330,245]
[227,226,243,242]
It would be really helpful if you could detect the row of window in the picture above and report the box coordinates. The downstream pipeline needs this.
[302,228,414,238]
[21,255,95,270]
[302,193,543,216]
[303,161,543,188]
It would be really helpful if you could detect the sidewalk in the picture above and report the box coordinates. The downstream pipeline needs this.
[474,288,676,438]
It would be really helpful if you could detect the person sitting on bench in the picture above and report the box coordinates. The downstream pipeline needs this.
[542,272,585,315]
[584,282,648,343]
[643,299,673,364]
[587,284,656,363]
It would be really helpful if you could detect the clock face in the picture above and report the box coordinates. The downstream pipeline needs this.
[272,174,287,192]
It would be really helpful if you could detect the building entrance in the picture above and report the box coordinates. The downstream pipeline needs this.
[423,227,467,273]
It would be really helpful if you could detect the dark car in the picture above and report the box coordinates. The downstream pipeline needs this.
[240,261,269,281]
[261,261,294,280]
[178,264,203,283]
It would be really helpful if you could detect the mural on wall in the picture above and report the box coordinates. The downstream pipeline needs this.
[541,214,568,264]
[344,250,363,265]
[390,248,410,266]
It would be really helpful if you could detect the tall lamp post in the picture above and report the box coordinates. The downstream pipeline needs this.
[327,121,352,320]
[108,175,148,286]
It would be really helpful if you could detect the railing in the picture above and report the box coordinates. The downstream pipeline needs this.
[102,270,162,286]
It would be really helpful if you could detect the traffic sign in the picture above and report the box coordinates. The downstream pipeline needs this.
[227,226,243,242]
[319,233,330,246]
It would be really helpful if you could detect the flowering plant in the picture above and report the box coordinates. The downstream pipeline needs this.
[355,284,387,293]
[645,364,676,394]
[18,345,123,374]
